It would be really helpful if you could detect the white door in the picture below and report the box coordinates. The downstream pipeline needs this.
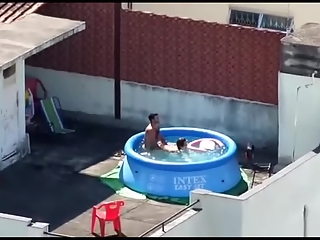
[2,75,19,159]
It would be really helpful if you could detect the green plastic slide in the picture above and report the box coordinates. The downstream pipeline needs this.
[40,97,74,134]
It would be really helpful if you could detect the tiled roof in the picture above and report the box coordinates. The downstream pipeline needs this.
[0,2,44,24]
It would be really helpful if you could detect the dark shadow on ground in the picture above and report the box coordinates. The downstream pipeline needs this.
[0,116,278,234]
[92,232,128,238]
[0,120,137,230]
[236,146,278,168]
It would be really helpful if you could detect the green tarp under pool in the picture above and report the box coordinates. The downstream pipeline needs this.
[100,161,249,205]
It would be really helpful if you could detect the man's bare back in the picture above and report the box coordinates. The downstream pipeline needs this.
[144,114,166,150]
[144,124,156,149]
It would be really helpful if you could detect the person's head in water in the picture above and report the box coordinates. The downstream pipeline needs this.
[148,113,160,129]
[176,138,187,151]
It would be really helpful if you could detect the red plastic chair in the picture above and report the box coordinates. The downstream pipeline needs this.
[91,200,124,237]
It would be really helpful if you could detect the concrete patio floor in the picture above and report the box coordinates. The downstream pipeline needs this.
[0,121,275,237]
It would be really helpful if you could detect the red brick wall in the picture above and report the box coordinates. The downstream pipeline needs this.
[27,4,285,105]
[121,11,284,104]
[27,3,115,78]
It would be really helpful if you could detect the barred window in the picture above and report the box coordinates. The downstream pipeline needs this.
[229,10,259,28]
[229,9,294,33]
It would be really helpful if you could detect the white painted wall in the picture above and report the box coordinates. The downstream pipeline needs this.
[1,59,26,156]
[17,59,26,146]
[161,192,242,237]
[122,82,278,148]
[278,72,320,164]
[1,64,19,158]
[0,213,49,237]
[123,3,320,29]
[0,63,3,162]
[25,66,278,149]
[0,58,29,170]
[155,150,320,237]
[25,66,114,116]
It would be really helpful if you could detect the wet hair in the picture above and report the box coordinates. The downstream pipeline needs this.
[148,113,158,122]
[176,138,187,150]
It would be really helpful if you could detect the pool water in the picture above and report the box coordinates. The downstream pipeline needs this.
[136,135,227,163]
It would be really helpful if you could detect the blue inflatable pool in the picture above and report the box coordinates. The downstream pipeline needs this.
[119,127,241,198]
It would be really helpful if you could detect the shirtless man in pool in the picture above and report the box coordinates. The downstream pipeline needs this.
[144,113,167,150]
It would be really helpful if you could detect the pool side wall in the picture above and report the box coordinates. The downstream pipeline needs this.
[25,66,278,153]
[120,155,241,198]
[121,127,241,197]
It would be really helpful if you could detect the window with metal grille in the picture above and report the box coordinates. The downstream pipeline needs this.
[229,9,294,33]
[229,10,259,28]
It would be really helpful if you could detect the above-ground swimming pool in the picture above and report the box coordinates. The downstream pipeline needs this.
[119,127,241,198]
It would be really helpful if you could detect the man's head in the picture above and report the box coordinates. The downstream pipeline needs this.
[176,138,187,151]
[148,113,160,128]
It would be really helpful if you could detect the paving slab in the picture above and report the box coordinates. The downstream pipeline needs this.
[0,121,276,237]
[146,198,185,209]
[0,121,182,237]
[116,218,155,237]
[122,202,180,225]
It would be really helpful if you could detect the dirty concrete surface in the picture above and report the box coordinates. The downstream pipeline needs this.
[0,121,185,237]
[0,121,276,237]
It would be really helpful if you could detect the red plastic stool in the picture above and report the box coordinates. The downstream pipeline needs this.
[91,200,124,237]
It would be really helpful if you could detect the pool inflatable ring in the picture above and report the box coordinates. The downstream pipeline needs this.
[188,138,224,152]
[120,127,240,197]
